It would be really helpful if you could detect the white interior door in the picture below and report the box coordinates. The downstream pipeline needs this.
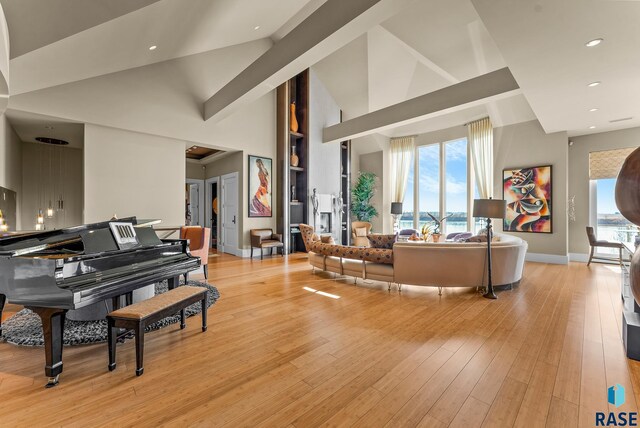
[186,179,205,226]
[190,185,200,225]
[221,172,239,255]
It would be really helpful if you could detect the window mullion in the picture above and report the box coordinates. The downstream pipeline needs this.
[440,142,446,233]
[467,139,473,232]
[413,147,419,230]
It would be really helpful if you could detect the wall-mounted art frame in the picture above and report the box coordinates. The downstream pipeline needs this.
[248,155,272,217]
[503,165,552,233]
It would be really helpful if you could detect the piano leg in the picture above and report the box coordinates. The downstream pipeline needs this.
[28,307,68,388]
[168,276,180,290]
[0,293,5,336]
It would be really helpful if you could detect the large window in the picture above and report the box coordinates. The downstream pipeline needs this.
[418,144,440,231]
[445,139,468,234]
[402,138,473,234]
[594,178,634,253]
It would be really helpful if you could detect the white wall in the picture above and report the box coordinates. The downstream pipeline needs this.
[494,120,569,262]
[351,133,391,232]
[308,68,341,240]
[358,151,384,232]
[205,150,277,251]
[0,114,21,229]
[186,162,205,180]
[9,40,276,155]
[569,126,640,255]
[21,143,83,229]
[84,124,184,226]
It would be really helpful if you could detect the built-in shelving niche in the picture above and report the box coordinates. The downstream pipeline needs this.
[276,70,309,253]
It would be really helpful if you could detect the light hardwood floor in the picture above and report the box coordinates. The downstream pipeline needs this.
[0,253,639,427]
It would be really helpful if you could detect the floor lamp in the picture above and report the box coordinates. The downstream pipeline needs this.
[473,198,506,299]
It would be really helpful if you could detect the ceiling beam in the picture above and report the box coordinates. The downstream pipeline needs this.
[322,67,520,143]
[203,0,414,122]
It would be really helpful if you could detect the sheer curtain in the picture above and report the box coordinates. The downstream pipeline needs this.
[467,117,493,198]
[390,136,415,204]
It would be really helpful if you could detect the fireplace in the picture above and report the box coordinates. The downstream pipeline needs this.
[319,212,332,233]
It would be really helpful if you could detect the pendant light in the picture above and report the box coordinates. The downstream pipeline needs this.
[0,209,7,232]
[46,144,54,218]
[35,144,43,229]
[57,145,64,213]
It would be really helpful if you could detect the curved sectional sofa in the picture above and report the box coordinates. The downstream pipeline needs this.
[299,224,528,293]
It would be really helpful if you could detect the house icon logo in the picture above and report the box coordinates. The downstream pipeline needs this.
[608,384,625,408]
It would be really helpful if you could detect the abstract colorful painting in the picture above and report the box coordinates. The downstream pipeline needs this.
[248,155,272,217]
[503,166,552,233]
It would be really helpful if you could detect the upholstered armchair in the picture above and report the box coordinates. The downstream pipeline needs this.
[351,221,372,247]
[250,229,284,259]
[180,226,211,279]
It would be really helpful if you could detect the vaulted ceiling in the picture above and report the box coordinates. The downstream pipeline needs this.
[0,0,638,148]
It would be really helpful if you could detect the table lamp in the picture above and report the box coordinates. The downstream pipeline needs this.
[391,202,403,232]
[473,198,506,299]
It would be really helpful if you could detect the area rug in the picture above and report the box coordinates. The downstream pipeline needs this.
[0,280,219,347]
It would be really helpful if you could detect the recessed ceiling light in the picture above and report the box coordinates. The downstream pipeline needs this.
[149,45,157,51]
[585,38,603,47]
[589,125,597,129]
[589,108,599,112]
[254,25,260,30]
[588,81,601,87]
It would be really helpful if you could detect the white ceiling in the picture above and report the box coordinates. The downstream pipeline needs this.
[312,0,536,136]
[8,0,313,95]
[6,109,84,148]
[472,0,640,137]
[2,0,639,145]
[0,0,163,58]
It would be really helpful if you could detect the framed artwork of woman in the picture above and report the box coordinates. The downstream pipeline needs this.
[248,155,272,217]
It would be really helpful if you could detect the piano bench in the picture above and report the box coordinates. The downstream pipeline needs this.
[106,286,208,377]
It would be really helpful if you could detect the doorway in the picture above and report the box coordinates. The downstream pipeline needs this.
[185,179,204,226]
[220,172,239,255]
[205,177,219,249]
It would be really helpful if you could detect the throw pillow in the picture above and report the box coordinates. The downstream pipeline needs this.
[355,227,367,237]
[320,235,336,244]
[311,233,320,242]
[367,234,397,249]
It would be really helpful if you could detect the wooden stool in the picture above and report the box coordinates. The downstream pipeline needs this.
[107,286,208,376]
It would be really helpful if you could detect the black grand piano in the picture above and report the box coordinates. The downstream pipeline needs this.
[0,217,200,387]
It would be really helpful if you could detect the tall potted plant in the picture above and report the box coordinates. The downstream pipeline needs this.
[351,172,378,223]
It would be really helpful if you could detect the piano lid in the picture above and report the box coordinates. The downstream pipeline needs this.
[0,217,141,256]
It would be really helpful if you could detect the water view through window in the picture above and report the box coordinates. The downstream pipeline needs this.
[596,178,635,250]
[400,138,470,234]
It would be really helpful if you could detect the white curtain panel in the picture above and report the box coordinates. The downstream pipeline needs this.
[390,136,415,204]
[467,117,494,199]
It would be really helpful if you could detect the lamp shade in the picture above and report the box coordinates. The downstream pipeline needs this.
[473,199,506,219]
[391,202,403,215]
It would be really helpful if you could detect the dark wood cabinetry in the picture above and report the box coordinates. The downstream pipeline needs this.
[340,140,351,245]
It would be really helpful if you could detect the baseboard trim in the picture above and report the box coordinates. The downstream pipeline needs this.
[238,248,285,258]
[569,253,589,263]
[525,252,569,265]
